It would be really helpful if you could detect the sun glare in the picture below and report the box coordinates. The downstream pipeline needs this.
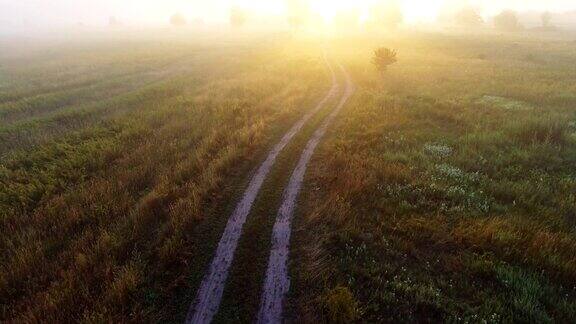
[399,0,442,23]
[237,0,442,24]
[121,0,447,26]
[310,0,361,22]
[235,0,285,15]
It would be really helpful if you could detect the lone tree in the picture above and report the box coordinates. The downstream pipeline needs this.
[170,13,187,27]
[372,47,397,75]
[494,10,521,31]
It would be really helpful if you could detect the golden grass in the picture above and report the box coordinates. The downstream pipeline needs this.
[291,32,576,322]
[0,38,327,321]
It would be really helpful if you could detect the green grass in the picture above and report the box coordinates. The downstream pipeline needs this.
[214,77,339,323]
[290,32,576,322]
[1,29,576,322]
[0,35,328,321]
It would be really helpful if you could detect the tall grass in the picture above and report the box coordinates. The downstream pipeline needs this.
[291,33,576,322]
[0,38,327,321]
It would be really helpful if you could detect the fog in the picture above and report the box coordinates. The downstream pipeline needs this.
[1,0,576,34]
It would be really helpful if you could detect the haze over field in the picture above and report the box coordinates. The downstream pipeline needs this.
[2,0,576,32]
[1,0,576,322]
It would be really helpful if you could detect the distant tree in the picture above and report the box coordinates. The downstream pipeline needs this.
[108,16,121,27]
[383,3,403,29]
[170,14,187,27]
[230,6,247,27]
[372,1,403,30]
[334,9,360,29]
[372,47,397,75]
[285,0,311,29]
[287,15,304,29]
[541,11,552,28]
[494,10,521,31]
[455,7,483,28]
[191,18,205,27]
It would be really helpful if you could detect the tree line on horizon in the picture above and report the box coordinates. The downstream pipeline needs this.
[106,1,560,32]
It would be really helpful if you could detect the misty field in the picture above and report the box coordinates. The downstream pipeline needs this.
[0,35,327,321]
[292,33,576,322]
[1,30,576,323]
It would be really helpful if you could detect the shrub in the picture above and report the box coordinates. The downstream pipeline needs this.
[323,286,359,323]
[372,47,398,75]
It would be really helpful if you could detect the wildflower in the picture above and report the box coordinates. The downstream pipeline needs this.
[424,143,453,158]
[477,95,532,111]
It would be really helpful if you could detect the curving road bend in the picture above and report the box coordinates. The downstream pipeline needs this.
[256,61,354,324]
[186,53,339,324]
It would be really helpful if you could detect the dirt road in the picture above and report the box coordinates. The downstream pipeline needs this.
[256,62,354,324]
[186,54,339,324]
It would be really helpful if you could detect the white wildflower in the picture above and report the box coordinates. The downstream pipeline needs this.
[424,143,453,158]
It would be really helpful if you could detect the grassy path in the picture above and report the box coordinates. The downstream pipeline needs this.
[212,60,352,323]
[186,53,339,324]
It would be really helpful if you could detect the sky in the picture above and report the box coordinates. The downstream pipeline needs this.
[1,0,576,30]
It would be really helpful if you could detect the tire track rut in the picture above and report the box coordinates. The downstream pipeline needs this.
[257,61,354,324]
[186,53,339,324]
